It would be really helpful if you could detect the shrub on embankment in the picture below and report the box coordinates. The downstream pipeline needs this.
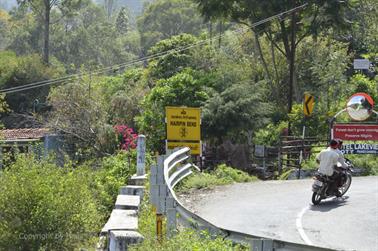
[178,164,258,190]
[0,155,101,250]
[129,190,249,251]
[0,150,148,250]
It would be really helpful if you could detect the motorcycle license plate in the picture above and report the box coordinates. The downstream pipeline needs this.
[314,180,323,186]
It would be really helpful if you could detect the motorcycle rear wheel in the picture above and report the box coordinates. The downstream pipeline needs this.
[312,192,322,205]
[338,174,352,196]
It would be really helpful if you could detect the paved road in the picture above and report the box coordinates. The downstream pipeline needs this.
[182,176,378,251]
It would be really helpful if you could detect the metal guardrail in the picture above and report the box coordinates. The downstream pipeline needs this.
[160,147,335,251]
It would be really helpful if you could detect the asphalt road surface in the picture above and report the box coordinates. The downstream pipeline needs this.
[181,176,378,251]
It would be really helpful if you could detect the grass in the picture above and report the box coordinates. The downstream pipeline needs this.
[129,189,249,251]
[129,164,253,250]
[177,164,259,191]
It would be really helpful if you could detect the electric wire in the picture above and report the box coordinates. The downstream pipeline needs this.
[0,3,308,94]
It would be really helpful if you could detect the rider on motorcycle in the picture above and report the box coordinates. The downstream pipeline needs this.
[316,139,341,196]
[334,139,349,190]
[335,139,348,169]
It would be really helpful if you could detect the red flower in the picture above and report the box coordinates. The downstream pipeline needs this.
[114,125,138,151]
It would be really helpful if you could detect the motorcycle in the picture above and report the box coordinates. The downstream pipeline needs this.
[311,159,354,205]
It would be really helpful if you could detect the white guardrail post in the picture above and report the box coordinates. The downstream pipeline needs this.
[150,147,334,251]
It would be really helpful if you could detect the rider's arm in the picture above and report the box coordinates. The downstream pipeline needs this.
[336,149,347,169]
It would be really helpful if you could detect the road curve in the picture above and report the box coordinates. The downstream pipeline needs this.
[181,176,378,251]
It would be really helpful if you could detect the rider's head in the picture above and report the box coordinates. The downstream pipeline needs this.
[329,139,338,149]
[336,139,343,149]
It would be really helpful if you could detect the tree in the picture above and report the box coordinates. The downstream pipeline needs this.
[0,51,65,113]
[47,76,111,158]
[49,1,138,68]
[0,10,12,50]
[17,0,83,64]
[98,68,148,128]
[202,80,272,144]
[138,0,204,53]
[115,6,129,34]
[136,69,209,152]
[193,0,355,119]
[103,0,117,19]
[147,33,199,80]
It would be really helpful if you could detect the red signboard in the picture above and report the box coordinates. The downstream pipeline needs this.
[332,124,378,141]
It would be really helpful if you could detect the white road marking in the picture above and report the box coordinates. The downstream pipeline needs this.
[296,206,313,245]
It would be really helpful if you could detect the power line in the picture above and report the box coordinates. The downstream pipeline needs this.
[0,3,308,94]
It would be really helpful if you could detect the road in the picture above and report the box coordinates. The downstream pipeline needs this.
[181,176,378,251]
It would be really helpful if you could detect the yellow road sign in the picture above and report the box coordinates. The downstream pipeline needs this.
[303,93,315,116]
[166,141,201,155]
[166,106,201,141]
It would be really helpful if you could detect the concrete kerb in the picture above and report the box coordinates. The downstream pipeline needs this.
[99,173,147,251]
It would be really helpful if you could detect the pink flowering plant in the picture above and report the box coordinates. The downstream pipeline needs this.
[114,125,138,150]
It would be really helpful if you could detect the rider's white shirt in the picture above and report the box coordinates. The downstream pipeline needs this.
[316,147,339,176]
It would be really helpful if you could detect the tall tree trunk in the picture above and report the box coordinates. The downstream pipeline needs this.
[43,0,50,64]
[218,21,223,48]
[288,12,297,116]
[253,31,271,81]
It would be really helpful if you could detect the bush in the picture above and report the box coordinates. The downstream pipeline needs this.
[93,150,137,215]
[130,192,248,251]
[179,172,225,190]
[214,164,258,183]
[93,149,153,216]
[347,154,378,175]
[0,155,101,251]
[179,164,258,191]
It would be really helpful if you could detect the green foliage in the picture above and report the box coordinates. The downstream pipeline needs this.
[345,0,378,54]
[347,154,378,176]
[131,192,248,251]
[92,150,152,215]
[136,69,209,152]
[301,157,318,171]
[0,10,12,50]
[0,51,18,87]
[0,52,65,112]
[214,164,258,183]
[179,164,257,191]
[116,7,129,34]
[349,74,377,102]
[0,155,101,250]
[147,33,200,79]
[203,80,273,143]
[138,0,204,53]
[50,1,138,68]
[278,168,294,180]
[179,172,223,190]
[6,9,41,56]
[253,121,288,146]
[98,68,148,127]
[288,103,329,139]
[297,37,350,110]
[47,78,109,157]
[93,150,137,214]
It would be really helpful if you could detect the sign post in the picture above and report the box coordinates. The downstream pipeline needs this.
[353,59,370,70]
[166,106,201,155]
[332,124,378,141]
[136,135,146,175]
[330,92,377,155]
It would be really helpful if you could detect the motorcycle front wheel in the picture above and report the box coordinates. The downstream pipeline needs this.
[339,174,352,196]
[312,192,322,205]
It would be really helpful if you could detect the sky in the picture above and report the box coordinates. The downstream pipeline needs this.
[0,0,149,15]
